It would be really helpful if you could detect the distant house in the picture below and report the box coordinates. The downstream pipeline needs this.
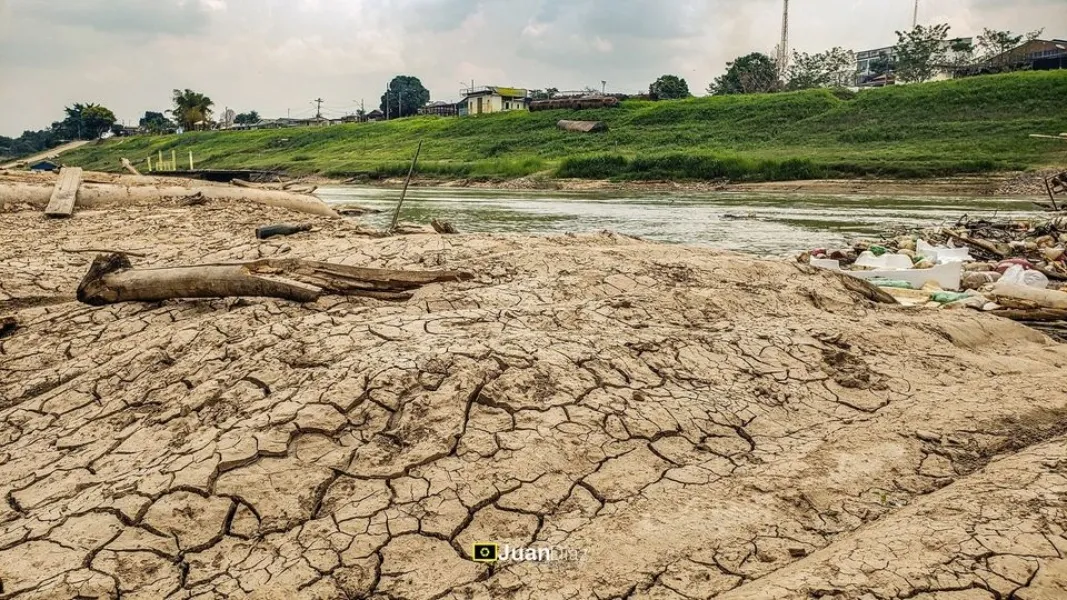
[365,109,385,122]
[460,86,529,115]
[419,101,460,117]
[855,38,974,87]
[980,38,1067,72]
[29,160,59,172]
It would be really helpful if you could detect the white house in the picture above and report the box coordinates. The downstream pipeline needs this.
[460,86,529,115]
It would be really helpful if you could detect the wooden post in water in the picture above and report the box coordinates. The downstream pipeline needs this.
[158,151,163,171]
[171,150,177,171]
[147,157,153,172]
[189,151,194,170]
[389,140,423,233]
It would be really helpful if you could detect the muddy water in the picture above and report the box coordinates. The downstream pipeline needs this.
[317,186,1044,257]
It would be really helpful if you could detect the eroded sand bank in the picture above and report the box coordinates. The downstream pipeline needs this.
[1,199,1066,600]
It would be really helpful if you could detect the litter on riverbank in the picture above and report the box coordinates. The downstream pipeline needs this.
[801,215,1067,339]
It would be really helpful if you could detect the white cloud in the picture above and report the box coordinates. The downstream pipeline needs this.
[1,0,1064,135]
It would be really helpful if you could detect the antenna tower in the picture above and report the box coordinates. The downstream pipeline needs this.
[777,0,790,80]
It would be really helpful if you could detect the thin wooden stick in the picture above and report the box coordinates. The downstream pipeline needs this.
[390,140,423,233]
[1045,177,1060,211]
[62,247,148,257]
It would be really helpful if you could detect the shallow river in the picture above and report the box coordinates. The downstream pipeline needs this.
[316,187,1044,257]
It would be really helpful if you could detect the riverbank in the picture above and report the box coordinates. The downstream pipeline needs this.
[2,194,1067,598]
[59,70,1067,184]
[365,170,1059,197]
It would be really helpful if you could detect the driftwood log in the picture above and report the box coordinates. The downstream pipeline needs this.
[76,254,473,306]
[1,182,339,218]
[557,120,607,133]
[256,223,312,239]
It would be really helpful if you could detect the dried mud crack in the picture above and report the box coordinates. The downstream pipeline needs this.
[1,202,1066,600]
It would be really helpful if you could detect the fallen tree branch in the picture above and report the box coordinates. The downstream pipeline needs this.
[944,231,1007,259]
[76,254,473,306]
[61,247,148,257]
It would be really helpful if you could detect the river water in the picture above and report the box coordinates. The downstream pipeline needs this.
[316,186,1043,257]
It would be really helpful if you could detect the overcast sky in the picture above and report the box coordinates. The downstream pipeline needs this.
[0,0,1062,135]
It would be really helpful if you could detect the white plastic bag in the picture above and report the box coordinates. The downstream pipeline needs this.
[999,265,1049,289]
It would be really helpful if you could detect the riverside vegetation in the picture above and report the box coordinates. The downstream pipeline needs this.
[62,70,1067,183]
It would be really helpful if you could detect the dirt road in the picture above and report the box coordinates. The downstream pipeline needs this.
[0,140,91,170]
[1,198,1066,599]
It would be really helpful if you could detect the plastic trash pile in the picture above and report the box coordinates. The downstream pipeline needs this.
[798,216,1067,317]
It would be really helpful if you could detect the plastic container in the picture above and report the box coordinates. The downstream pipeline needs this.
[846,261,963,291]
[810,258,842,270]
[854,251,914,270]
[916,240,972,264]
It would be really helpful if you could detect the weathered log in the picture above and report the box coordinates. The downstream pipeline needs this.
[256,223,312,239]
[557,120,607,133]
[991,308,1067,322]
[76,254,473,306]
[431,219,458,234]
[1,182,339,218]
[989,283,1067,311]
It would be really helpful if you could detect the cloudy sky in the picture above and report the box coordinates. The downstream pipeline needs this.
[0,0,1062,135]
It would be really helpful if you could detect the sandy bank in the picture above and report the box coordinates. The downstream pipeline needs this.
[1,200,1066,599]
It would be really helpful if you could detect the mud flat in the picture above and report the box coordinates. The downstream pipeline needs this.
[1,196,1067,599]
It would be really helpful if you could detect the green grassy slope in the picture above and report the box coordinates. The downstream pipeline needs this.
[64,70,1067,181]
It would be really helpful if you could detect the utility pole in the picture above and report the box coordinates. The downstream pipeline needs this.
[386,86,390,120]
[399,90,404,118]
[777,0,790,82]
[912,0,919,28]
[313,98,324,120]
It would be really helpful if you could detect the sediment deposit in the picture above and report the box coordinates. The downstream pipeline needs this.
[1,199,1066,599]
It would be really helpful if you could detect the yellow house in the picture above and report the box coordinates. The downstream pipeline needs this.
[461,86,529,115]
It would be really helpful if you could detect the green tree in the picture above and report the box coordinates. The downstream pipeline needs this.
[707,53,779,95]
[786,47,857,90]
[978,28,1044,71]
[893,23,950,83]
[170,89,214,130]
[530,88,560,100]
[234,111,261,125]
[380,75,430,119]
[649,74,691,99]
[139,111,173,134]
[59,103,117,139]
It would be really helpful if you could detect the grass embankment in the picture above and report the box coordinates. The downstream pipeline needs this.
[64,70,1067,182]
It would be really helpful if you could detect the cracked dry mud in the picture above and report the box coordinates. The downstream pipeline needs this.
[1,200,1066,600]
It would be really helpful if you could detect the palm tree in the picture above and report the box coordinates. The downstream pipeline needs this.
[170,89,214,130]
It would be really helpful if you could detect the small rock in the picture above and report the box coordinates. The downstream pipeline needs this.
[916,430,942,443]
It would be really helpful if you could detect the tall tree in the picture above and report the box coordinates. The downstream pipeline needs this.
[786,47,857,90]
[978,28,1044,71]
[170,89,214,130]
[139,111,174,134]
[893,23,950,83]
[234,111,261,125]
[649,75,691,100]
[707,53,779,95]
[59,103,117,139]
[380,76,430,119]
